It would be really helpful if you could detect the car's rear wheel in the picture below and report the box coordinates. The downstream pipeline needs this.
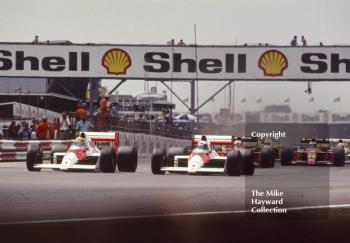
[100,146,116,173]
[269,147,275,168]
[260,146,273,168]
[280,148,293,166]
[333,147,345,167]
[225,149,242,176]
[241,149,255,176]
[151,148,166,174]
[117,146,138,172]
[26,144,43,172]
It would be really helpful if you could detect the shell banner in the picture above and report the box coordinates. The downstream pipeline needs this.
[0,43,350,80]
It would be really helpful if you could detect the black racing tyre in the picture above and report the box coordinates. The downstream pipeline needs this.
[280,148,293,166]
[273,148,279,160]
[214,145,222,152]
[117,146,138,172]
[26,144,43,172]
[225,149,242,176]
[260,146,273,168]
[269,147,275,168]
[333,147,345,167]
[151,148,166,175]
[99,146,116,173]
[241,149,255,176]
[50,144,66,164]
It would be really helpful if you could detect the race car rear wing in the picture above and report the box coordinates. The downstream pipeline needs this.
[192,135,260,147]
[192,135,233,145]
[241,136,259,149]
[300,138,330,149]
[330,138,350,143]
[81,132,119,151]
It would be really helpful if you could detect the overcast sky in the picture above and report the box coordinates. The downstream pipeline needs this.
[1,0,350,113]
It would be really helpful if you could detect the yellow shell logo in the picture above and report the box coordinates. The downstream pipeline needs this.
[102,48,131,75]
[258,50,288,76]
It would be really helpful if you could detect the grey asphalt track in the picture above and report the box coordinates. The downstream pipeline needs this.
[0,159,350,224]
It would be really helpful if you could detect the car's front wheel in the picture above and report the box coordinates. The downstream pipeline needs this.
[333,147,345,167]
[151,148,166,175]
[116,146,138,172]
[26,144,43,172]
[280,148,293,166]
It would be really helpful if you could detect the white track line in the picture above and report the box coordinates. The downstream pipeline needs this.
[1,204,350,226]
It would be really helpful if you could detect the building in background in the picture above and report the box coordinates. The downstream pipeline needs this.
[0,77,90,114]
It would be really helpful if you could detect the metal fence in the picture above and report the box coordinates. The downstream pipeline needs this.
[82,114,195,139]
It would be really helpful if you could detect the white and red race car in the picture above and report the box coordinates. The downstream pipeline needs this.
[151,135,255,176]
[26,132,137,173]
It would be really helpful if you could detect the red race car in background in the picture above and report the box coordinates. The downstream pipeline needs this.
[280,138,345,166]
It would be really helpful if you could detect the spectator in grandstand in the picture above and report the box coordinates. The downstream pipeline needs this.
[157,110,165,121]
[301,36,307,46]
[97,95,109,131]
[109,103,118,128]
[109,103,118,117]
[7,121,18,139]
[75,117,93,133]
[15,123,21,134]
[134,105,145,121]
[165,109,172,125]
[290,35,298,46]
[32,35,39,44]
[59,111,71,140]
[30,119,38,137]
[167,39,175,46]
[18,121,31,140]
[31,126,37,140]
[75,103,88,121]
[67,124,76,139]
[337,139,345,148]
[178,39,185,46]
[36,116,51,140]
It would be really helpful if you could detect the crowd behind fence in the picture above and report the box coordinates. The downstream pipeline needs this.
[0,112,196,140]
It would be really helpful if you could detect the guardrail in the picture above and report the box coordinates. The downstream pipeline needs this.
[0,140,72,161]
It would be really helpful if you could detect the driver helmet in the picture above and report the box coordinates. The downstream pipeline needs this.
[309,138,317,148]
[197,140,210,151]
[75,136,85,146]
